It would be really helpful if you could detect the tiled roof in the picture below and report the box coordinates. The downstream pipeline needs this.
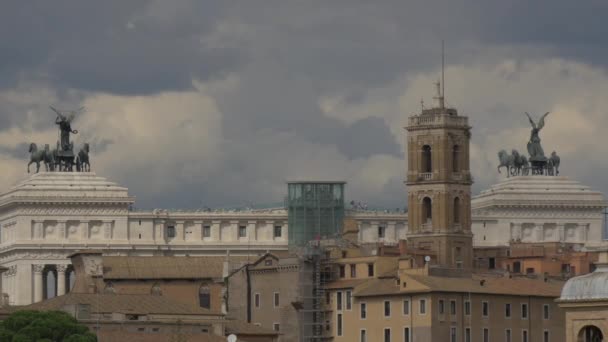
[103,256,250,280]
[24,293,218,315]
[352,274,564,298]
[225,320,279,336]
[96,330,227,342]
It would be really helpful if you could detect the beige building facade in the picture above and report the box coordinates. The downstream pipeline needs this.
[325,254,564,342]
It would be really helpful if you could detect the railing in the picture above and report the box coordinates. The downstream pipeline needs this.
[408,114,468,127]
[419,173,433,181]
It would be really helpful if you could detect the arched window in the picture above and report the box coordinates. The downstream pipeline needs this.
[578,325,603,342]
[199,285,211,309]
[422,197,432,224]
[454,197,461,224]
[151,283,162,296]
[452,145,460,172]
[422,145,432,173]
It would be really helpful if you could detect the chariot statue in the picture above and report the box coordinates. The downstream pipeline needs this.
[26,106,92,173]
[496,111,561,177]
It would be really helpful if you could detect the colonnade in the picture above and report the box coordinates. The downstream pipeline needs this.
[32,264,74,302]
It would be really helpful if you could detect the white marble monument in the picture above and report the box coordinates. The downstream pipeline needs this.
[471,176,607,248]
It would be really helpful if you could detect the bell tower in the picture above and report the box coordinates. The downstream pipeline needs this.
[405,79,473,270]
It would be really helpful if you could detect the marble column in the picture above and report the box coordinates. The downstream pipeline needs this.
[154,220,165,241]
[557,223,565,243]
[57,221,67,239]
[247,221,257,241]
[579,223,588,242]
[33,264,44,303]
[103,220,113,239]
[193,220,203,241]
[56,265,67,296]
[211,220,221,242]
[511,223,522,241]
[174,220,185,241]
[535,223,544,242]
[33,220,44,240]
[387,221,397,243]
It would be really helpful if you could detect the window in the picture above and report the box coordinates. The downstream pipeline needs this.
[337,314,343,336]
[422,145,432,172]
[505,303,511,318]
[254,293,260,308]
[521,303,528,319]
[360,329,367,342]
[403,299,410,315]
[450,300,456,315]
[482,301,489,317]
[167,225,176,238]
[346,291,352,310]
[326,292,330,305]
[203,225,211,237]
[454,197,461,224]
[526,267,535,274]
[543,330,549,342]
[543,304,550,320]
[360,302,366,319]
[453,145,460,172]
[378,226,386,238]
[350,264,357,278]
[238,225,247,238]
[273,292,280,307]
[464,300,471,316]
[483,328,489,342]
[273,225,282,238]
[419,299,427,314]
[336,292,342,311]
[522,330,528,342]
[339,265,345,278]
[384,328,391,342]
[423,197,432,223]
[199,285,210,309]
[152,327,160,332]
[273,323,280,332]
[451,327,457,342]
[404,327,411,342]
[506,329,511,342]
[368,264,374,277]
[439,299,445,314]
[465,328,471,342]
[384,300,391,317]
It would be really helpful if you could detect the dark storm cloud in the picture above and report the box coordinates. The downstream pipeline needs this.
[0,1,245,95]
[1,1,607,209]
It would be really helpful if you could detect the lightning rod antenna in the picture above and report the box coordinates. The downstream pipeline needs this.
[441,40,445,101]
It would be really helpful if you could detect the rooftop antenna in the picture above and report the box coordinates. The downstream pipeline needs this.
[442,40,445,103]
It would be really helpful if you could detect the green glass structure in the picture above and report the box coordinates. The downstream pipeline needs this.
[286,181,346,247]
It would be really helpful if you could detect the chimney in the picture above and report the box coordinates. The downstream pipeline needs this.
[68,250,105,294]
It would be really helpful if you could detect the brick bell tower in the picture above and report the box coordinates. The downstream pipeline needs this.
[405,79,473,270]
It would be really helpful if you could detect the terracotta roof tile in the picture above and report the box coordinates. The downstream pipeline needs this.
[24,293,218,315]
[103,256,250,280]
[352,274,564,298]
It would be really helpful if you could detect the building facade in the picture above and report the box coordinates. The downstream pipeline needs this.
[472,176,606,248]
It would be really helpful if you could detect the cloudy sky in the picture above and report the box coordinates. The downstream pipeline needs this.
[1,1,607,209]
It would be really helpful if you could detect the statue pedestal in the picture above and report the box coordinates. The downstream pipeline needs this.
[529,157,547,175]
